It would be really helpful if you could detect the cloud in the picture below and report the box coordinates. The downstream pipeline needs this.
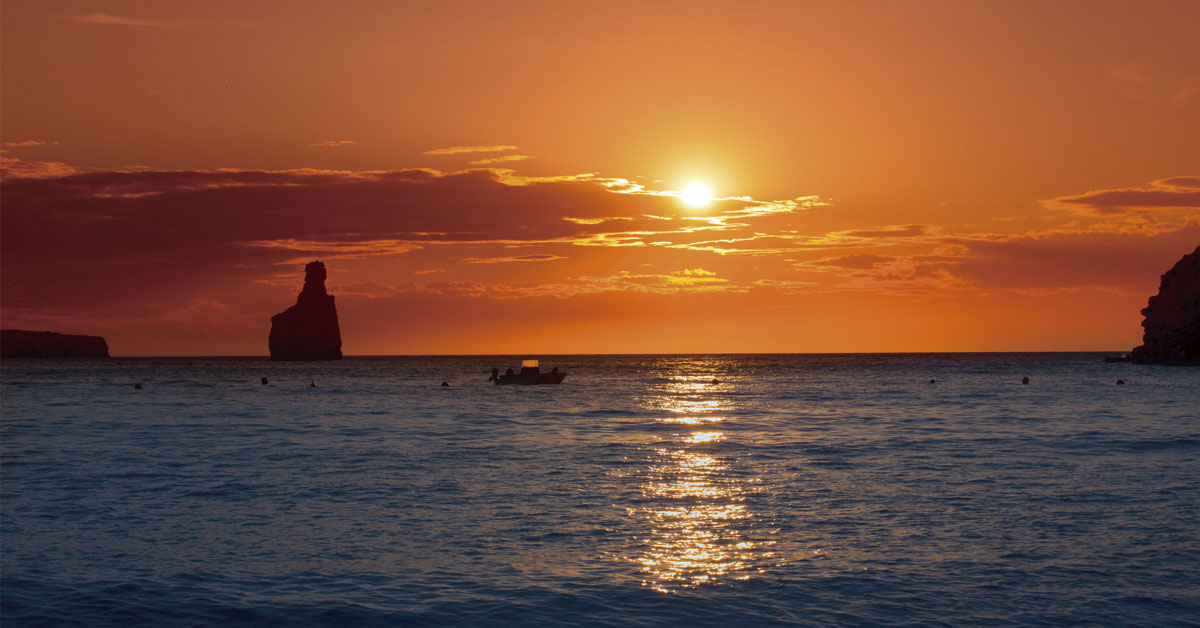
[0,166,809,270]
[783,246,972,296]
[246,239,423,257]
[429,268,739,299]
[802,222,1200,295]
[840,224,932,239]
[149,298,260,329]
[5,162,1195,342]
[563,216,633,225]
[943,225,1200,291]
[0,166,812,319]
[1,157,78,179]
[772,214,1200,297]
[5,160,1199,354]
[461,254,566,264]
[569,268,736,295]
[469,154,532,165]
[750,278,818,294]
[309,140,358,147]
[659,222,938,257]
[1156,176,1200,190]
[2,140,58,148]
[66,12,169,27]
[423,145,518,156]
[806,254,896,269]
[1045,177,1200,215]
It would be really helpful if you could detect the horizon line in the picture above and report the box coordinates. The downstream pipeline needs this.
[82,350,1132,358]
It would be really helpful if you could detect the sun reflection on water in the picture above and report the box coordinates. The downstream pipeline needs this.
[629,376,775,593]
[661,415,724,425]
[685,431,723,444]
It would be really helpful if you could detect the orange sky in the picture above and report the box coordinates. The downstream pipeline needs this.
[2,0,1199,355]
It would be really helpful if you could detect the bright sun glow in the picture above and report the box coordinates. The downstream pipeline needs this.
[680,182,713,207]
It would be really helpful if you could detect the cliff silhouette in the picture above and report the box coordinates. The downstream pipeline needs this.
[269,261,342,360]
[1,330,109,358]
[1131,245,1200,365]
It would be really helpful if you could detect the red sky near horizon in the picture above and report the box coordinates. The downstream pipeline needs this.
[2,1,1199,355]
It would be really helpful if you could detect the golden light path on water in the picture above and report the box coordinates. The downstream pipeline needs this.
[631,377,776,593]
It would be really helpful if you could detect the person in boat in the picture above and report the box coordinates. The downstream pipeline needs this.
[506,368,515,376]
[490,368,499,382]
[519,360,540,377]
[551,366,558,374]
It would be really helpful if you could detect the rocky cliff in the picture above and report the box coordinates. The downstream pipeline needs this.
[269,260,342,361]
[1131,246,1200,365]
[1,330,110,358]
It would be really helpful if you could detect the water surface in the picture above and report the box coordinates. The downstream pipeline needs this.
[3,354,1198,626]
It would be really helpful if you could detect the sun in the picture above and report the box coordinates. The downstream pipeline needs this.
[680,182,713,207]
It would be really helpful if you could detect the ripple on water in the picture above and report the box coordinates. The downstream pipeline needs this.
[2,354,1198,626]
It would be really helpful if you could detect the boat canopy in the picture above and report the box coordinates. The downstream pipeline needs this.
[521,359,539,368]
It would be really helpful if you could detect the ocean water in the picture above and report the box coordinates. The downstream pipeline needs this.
[2,353,1198,627]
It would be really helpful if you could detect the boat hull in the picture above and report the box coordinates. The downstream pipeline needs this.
[493,372,567,385]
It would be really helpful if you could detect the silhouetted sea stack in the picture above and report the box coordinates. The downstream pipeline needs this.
[1130,245,1200,366]
[268,261,342,361]
[1,330,109,358]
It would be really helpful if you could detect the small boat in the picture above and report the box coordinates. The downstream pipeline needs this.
[490,360,567,385]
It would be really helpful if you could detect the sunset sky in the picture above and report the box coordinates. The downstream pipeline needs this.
[3,0,1199,355]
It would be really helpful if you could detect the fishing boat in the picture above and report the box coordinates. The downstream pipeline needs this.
[489,360,567,385]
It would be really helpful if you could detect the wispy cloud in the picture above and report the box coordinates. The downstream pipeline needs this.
[1157,176,1200,190]
[6,162,1197,319]
[803,253,897,270]
[245,239,422,258]
[1045,176,1200,215]
[66,12,170,27]
[461,253,566,264]
[0,157,77,179]
[2,140,58,148]
[840,224,932,239]
[423,145,517,156]
[469,154,532,165]
[422,268,740,300]
[531,268,739,297]
[309,140,358,148]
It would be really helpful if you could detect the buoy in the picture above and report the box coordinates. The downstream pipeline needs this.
[929,379,936,384]
[711,378,719,385]
[1116,379,1125,385]
[261,377,269,385]
[1021,377,1030,385]
[310,380,317,388]
[441,381,449,387]
[134,383,144,390]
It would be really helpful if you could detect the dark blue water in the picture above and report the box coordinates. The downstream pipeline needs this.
[3,354,1198,626]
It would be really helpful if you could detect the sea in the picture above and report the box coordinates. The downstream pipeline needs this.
[2,353,1198,627]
